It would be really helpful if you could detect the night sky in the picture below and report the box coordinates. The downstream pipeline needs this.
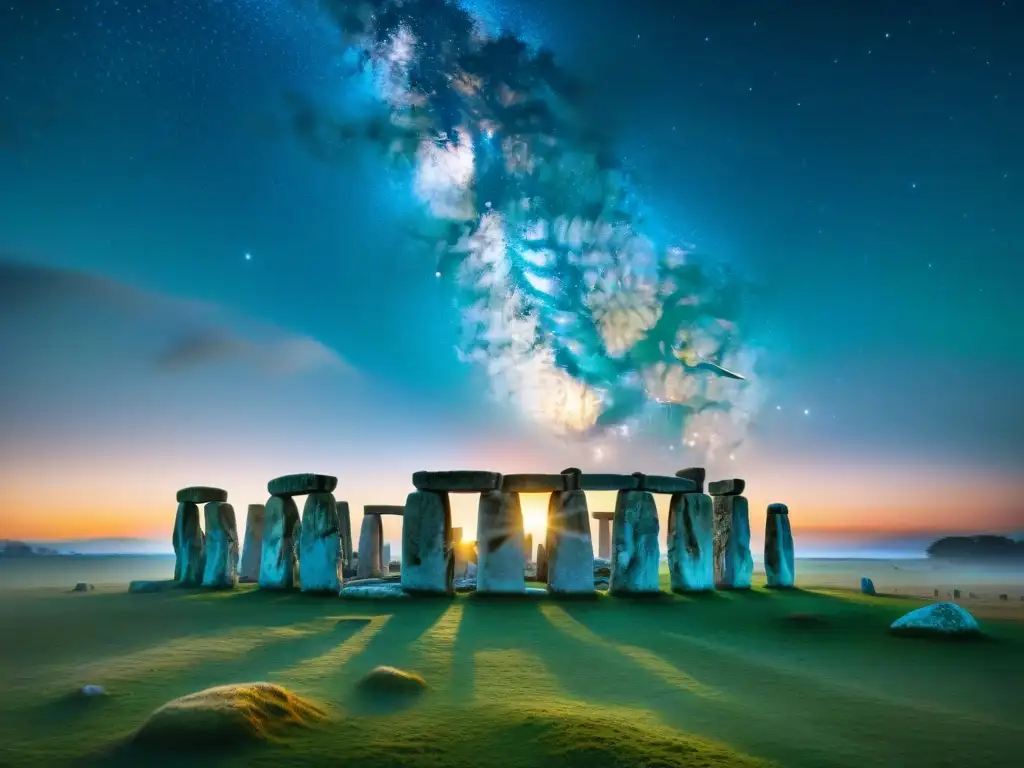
[1,0,1021,555]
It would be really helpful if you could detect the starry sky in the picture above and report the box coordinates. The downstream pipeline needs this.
[1,0,1021,556]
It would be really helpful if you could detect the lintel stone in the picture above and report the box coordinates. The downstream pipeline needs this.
[632,473,696,494]
[412,470,502,493]
[176,486,228,504]
[578,474,640,492]
[674,467,706,493]
[267,473,338,496]
[709,478,745,496]
[592,511,615,521]
[363,505,405,516]
[501,474,569,493]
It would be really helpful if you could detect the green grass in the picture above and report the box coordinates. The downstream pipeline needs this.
[1,578,1022,767]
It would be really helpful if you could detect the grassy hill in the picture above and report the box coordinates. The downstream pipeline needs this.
[1,578,1021,767]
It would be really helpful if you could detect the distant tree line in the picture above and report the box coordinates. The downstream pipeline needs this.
[926,535,1024,560]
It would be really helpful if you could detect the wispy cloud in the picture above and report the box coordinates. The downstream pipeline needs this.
[156,330,350,376]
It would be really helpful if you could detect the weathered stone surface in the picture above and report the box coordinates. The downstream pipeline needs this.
[861,577,876,595]
[336,501,353,570]
[129,579,178,594]
[476,490,526,594]
[176,486,228,504]
[667,492,714,592]
[298,492,343,593]
[501,474,568,493]
[546,490,595,595]
[267,473,338,497]
[610,490,661,594]
[712,495,753,589]
[401,490,453,594]
[201,502,239,589]
[709,478,745,496]
[593,511,614,560]
[560,467,582,490]
[890,603,981,637]
[535,543,548,582]
[764,503,795,589]
[412,470,502,493]
[339,583,408,599]
[578,474,640,492]
[633,473,696,494]
[239,504,265,583]
[357,513,384,578]
[173,501,205,587]
[674,467,706,493]
[258,496,300,590]
[363,505,405,516]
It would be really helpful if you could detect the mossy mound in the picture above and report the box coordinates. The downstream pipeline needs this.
[131,682,324,750]
[356,666,428,695]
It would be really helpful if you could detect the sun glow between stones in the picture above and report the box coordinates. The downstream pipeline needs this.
[520,495,549,539]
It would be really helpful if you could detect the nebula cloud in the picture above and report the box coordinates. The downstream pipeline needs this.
[306,0,763,457]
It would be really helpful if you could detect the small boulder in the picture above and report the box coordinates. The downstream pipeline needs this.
[131,683,323,749]
[72,582,94,593]
[890,602,981,638]
[357,666,427,695]
[80,684,106,697]
[129,580,178,594]
[338,583,408,599]
[860,577,876,595]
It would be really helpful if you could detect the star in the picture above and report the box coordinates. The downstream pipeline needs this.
[244,252,252,261]
[804,408,810,415]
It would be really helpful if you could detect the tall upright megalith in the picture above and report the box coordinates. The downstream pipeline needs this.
[710,479,753,590]
[666,467,714,592]
[546,475,595,595]
[359,505,404,579]
[259,476,317,590]
[477,483,526,594]
[592,511,614,560]
[239,504,265,583]
[336,500,353,572]
[174,486,226,587]
[299,488,344,593]
[402,489,451,593]
[202,501,239,589]
[764,502,795,588]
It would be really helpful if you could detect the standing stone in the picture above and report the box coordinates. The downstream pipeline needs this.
[593,512,614,560]
[357,513,384,578]
[384,543,392,570]
[764,503,795,589]
[712,493,753,589]
[451,525,469,578]
[535,543,549,582]
[238,504,265,583]
[201,502,239,589]
[476,490,526,594]
[258,496,300,589]
[173,501,206,587]
[336,501,353,571]
[402,490,452,593]
[610,490,661,594]
[546,490,595,595]
[299,492,344,593]
[524,533,534,562]
[666,491,714,592]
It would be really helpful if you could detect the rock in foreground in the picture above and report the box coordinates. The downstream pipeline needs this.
[890,603,982,639]
[131,683,324,749]
[356,666,427,695]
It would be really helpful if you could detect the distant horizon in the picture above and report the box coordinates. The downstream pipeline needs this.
[8,528,1022,560]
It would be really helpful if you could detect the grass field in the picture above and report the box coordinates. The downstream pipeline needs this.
[2,568,1023,767]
